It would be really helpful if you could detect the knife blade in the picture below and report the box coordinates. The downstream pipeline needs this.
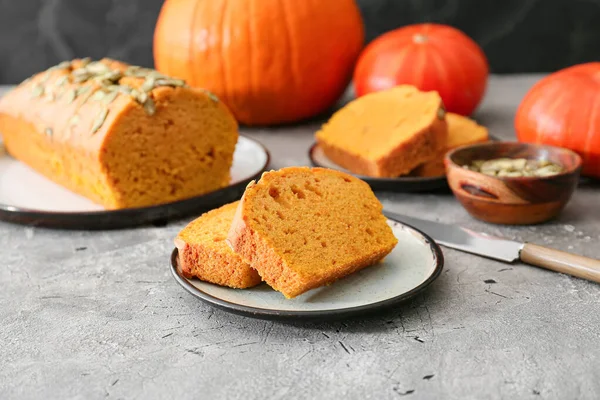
[383,210,600,284]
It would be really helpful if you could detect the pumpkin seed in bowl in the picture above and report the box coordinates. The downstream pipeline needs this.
[462,158,563,177]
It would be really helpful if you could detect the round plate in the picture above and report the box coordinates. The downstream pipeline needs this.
[308,142,448,192]
[0,135,269,229]
[170,218,444,321]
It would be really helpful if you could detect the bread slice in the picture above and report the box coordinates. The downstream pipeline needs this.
[175,201,261,289]
[414,112,489,177]
[315,85,447,178]
[226,167,398,298]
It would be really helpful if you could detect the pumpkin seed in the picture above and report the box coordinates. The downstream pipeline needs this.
[207,92,219,103]
[143,98,156,116]
[55,75,69,87]
[91,90,106,102]
[200,89,219,103]
[86,62,110,75]
[31,85,44,97]
[76,86,90,96]
[91,107,109,134]
[77,87,94,105]
[140,76,156,92]
[464,157,563,178]
[155,78,185,87]
[133,89,148,104]
[117,86,132,95]
[45,127,53,136]
[535,165,563,177]
[102,91,119,105]
[69,115,80,125]
[437,105,446,120]
[65,88,77,104]
[73,72,92,83]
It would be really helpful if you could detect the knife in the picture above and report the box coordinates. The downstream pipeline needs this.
[383,210,600,284]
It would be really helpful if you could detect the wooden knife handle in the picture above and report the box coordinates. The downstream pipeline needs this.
[520,243,600,283]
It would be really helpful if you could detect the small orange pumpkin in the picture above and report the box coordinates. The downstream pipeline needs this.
[153,0,365,126]
[353,23,489,116]
[515,62,600,178]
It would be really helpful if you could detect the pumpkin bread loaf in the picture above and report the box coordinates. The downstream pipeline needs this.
[0,58,238,209]
[226,166,398,299]
[315,85,447,178]
[175,201,262,289]
[414,112,489,177]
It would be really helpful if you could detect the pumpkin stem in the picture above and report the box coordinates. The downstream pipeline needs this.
[413,33,429,44]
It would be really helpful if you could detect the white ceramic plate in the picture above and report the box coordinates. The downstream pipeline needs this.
[170,218,444,320]
[0,135,270,229]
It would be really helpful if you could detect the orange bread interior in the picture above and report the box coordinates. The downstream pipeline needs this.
[415,112,489,177]
[175,201,261,289]
[314,85,447,178]
[226,167,398,298]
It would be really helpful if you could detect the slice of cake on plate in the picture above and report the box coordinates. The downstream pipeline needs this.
[226,166,398,298]
[175,201,262,289]
[315,85,447,178]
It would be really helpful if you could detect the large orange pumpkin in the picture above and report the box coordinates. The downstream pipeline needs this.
[153,0,365,126]
[515,62,600,179]
[353,23,489,116]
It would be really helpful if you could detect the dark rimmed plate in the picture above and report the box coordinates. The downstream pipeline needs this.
[309,137,497,192]
[0,135,270,229]
[170,218,444,321]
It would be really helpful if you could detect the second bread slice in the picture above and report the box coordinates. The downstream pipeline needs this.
[175,201,262,289]
[226,167,398,298]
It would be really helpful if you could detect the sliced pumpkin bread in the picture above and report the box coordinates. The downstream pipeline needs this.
[175,201,262,289]
[315,85,448,177]
[226,166,398,298]
[414,112,489,177]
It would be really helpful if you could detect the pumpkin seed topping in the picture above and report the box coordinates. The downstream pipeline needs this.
[91,90,106,102]
[45,127,53,136]
[143,97,156,116]
[21,58,198,136]
[91,107,109,134]
[69,115,80,125]
[207,92,219,103]
[31,85,44,97]
[140,76,156,92]
[65,89,77,104]
[55,75,69,87]
[437,105,446,120]
[102,91,119,105]
[463,158,564,177]
[76,86,90,97]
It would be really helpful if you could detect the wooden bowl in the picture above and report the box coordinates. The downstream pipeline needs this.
[444,141,582,225]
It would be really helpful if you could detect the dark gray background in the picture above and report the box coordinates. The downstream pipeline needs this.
[0,0,599,84]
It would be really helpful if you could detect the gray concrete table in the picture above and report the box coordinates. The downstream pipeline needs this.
[1,76,599,400]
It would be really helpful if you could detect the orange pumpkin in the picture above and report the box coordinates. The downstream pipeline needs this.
[153,0,365,126]
[515,62,600,178]
[353,23,489,116]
